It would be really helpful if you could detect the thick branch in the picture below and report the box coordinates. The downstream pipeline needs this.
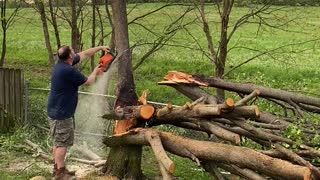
[104,128,313,180]
[145,130,175,174]
[235,89,260,106]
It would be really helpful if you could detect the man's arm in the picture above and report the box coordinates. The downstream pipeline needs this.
[78,46,109,62]
[83,65,101,86]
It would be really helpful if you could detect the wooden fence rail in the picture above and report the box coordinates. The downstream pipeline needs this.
[0,68,24,132]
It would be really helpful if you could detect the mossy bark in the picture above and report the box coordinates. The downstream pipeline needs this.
[104,146,143,179]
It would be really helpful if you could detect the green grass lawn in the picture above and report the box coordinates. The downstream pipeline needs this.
[1,3,320,179]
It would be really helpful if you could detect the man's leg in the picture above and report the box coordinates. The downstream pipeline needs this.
[55,146,68,169]
[50,117,75,179]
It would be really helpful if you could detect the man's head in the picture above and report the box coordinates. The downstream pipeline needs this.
[57,46,75,61]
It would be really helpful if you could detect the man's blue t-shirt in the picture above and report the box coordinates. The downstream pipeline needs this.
[47,54,87,120]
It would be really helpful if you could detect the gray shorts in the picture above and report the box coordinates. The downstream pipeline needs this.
[48,117,74,147]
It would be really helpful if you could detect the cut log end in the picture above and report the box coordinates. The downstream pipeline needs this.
[234,135,241,145]
[184,102,192,109]
[226,98,235,108]
[169,163,175,174]
[255,106,260,118]
[304,168,312,180]
[140,105,155,120]
[254,89,261,96]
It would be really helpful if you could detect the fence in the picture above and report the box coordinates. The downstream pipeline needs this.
[0,68,24,132]
[26,87,199,139]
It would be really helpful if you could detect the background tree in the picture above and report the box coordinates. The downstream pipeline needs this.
[48,0,61,49]
[0,0,20,67]
[33,0,55,66]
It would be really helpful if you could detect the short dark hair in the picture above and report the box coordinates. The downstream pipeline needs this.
[58,45,71,61]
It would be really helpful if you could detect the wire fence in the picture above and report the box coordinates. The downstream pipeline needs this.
[25,85,206,141]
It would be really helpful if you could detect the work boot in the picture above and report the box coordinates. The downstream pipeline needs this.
[54,167,75,180]
[53,164,76,176]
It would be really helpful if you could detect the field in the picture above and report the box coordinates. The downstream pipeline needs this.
[1,3,320,179]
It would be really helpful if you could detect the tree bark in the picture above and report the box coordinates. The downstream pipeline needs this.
[48,0,61,49]
[0,0,7,67]
[103,0,143,179]
[70,0,80,52]
[91,0,96,71]
[35,0,55,66]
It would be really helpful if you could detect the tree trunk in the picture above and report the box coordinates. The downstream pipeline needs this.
[48,0,61,49]
[71,0,80,52]
[103,0,143,179]
[0,25,6,67]
[91,0,96,71]
[216,0,233,100]
[0,0,7,67]
[35,0,55,66]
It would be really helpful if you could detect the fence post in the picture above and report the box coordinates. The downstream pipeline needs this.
[24,80,29,124]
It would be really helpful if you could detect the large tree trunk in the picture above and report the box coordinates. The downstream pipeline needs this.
[35,0,55,66]
[103,0,143,179]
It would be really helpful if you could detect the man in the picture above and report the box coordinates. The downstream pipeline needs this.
[47,45,109,179]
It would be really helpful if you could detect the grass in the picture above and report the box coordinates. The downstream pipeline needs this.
[1,3,320,179]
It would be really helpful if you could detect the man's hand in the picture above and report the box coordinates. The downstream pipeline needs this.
[83,65,102,86]
[101,46,110,53]
[94,65,103,75]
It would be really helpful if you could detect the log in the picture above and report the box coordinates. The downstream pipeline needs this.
[104,128,314,180]
[112,105,155,120]
[218,98,234,112]
[159,71,320,113]
[159,163,174,180]
[156,103,221,120]
[145,130,175,174]
[274,143,320,178]
[225,105,260,119]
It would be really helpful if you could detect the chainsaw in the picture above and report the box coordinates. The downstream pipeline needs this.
[98,50,117,73]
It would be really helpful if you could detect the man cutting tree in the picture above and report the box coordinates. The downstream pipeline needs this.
[47,45,109,180]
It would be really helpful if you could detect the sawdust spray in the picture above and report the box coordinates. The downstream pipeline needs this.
[74,66,116,146]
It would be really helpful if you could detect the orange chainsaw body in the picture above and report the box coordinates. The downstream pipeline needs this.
[99,52,116,72]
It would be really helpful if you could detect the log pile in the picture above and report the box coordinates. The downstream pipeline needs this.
[103,71,320,180]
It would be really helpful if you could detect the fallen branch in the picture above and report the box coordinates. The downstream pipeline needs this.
[103,128,313,179]
[145,130,175,174]
[274,143,320,178]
